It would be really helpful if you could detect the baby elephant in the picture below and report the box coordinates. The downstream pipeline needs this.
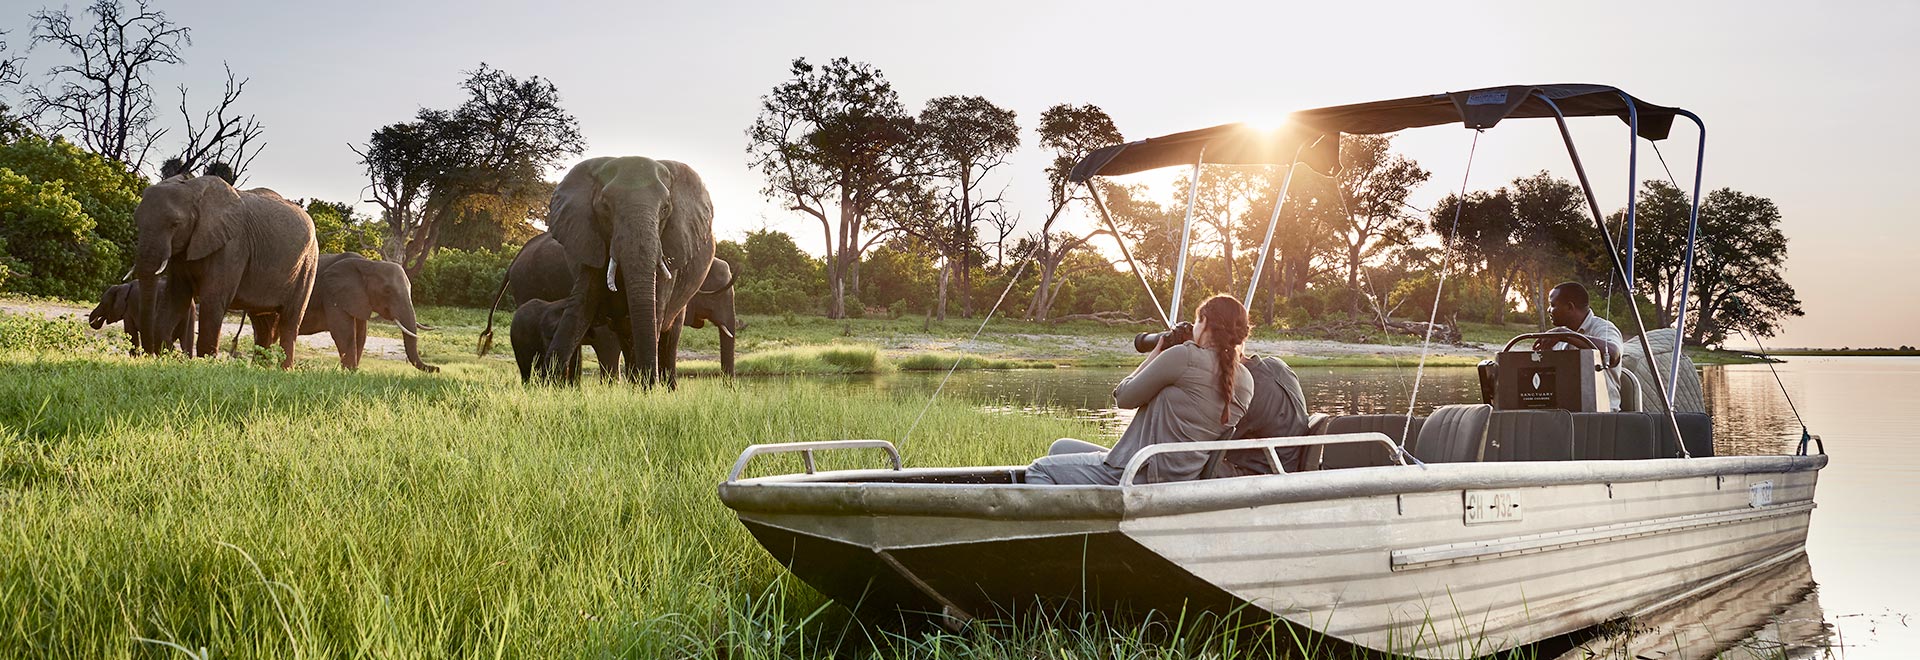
[287,253,438,372]
[512,298,593,383]
[88,279,194,355]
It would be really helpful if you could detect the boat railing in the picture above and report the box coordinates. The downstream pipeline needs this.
[727,440,903,482]
[1119,432,1401,487]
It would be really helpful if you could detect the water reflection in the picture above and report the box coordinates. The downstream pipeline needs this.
[1548,555,1832,660]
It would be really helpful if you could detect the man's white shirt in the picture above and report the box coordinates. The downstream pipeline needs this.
[1550,311,1625,411]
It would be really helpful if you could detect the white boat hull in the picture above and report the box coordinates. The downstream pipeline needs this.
[720,454,1824,658]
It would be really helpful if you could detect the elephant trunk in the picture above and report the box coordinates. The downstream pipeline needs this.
[720,323,735,378]
[390,290,437,373]
[615,209,662,388]
[133,232,176,355]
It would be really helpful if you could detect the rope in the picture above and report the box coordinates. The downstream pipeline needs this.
[1739,329,1813,453]
[1401,130,1483,446]
[899,248,1038,450]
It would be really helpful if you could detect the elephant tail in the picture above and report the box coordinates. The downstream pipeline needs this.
[477,259,516,357]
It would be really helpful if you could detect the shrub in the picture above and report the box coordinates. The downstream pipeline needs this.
[0,314,116,354]
[413,247,516,307]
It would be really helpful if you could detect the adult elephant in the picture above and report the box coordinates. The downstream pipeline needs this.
[683,259,743,377]
[288,253,438,372]
[545,157,714,388]
[478,233,624,380]
[87,279,195,355]
[132,173,318,369]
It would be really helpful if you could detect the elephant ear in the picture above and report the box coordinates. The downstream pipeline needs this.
[548,158,613,268]
[323,259,372,320]
[186,176,245,261]
[663,160,715,241]
[698,259,735,294]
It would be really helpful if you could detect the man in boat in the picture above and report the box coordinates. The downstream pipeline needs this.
[1536,282,1625,411]
[1024,296,1255,485]
[1220,354,1311,474]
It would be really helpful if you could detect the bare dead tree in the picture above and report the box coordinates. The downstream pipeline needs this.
[25,0,191,172]
[172,64,264,183]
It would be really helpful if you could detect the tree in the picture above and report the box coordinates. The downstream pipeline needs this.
[168,64,264,182]
[1237,165,1343,324]
[355,64,583,274]
[1430,188,1520,323]
[1686,189,1801,344]
[0,129,144,298]
[1507,172,1598,326]
[1022,103,1124,321]
[1331,134,1430,305]
[916,95,1019,318]
[747,57,929,318]
[727,228,826,314]
[1610,180,1693,327]
[305,199,383,257]
[23,0,190,172]
[1172,166,1266,297]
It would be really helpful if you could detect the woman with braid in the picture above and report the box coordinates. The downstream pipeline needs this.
[1026,295,1255,485]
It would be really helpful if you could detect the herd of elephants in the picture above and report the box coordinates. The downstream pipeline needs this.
[84,156,745,387]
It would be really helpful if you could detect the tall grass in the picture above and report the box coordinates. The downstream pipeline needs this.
[0,348,1087,658]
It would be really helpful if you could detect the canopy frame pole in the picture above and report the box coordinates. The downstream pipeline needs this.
[1084,181,1174,327]
[1243,143,1308,304]
[1621,94,1640,285]
[1169,146,1206,323]
[1537,93,1689,457]
[1667,110,1708,403]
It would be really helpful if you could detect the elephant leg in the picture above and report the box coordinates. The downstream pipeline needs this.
[657,323,683,390]
[274,310,301,370]
[192,281,238,359]
[251,312,279,348]
[176,302,197,356]
[589,327,622,383]
[326,308,357,370]
[548,266,610,385]
[353,317,367,370]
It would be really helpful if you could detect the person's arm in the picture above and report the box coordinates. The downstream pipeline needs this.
[1114,344,1190,409]
[1590,320,1624,368]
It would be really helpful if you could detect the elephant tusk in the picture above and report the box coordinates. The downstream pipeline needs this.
[606,257,619,292]
[658,260,673,280]
[394,321,419,339]
[720,324,734,339]
[121,266,135,282]
[153,257,169,276]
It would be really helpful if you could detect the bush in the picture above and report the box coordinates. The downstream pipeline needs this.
[0,314,116,354]
[412,247,516,307]
[734,278,817,315]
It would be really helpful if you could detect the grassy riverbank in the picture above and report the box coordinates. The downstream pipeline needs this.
[0,343,1108,658]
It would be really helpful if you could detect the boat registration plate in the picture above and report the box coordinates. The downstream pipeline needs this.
[1750,480,1773,508]
[1463,490,1523,525]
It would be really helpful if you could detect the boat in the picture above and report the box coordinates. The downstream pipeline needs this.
[717,84,1827,658]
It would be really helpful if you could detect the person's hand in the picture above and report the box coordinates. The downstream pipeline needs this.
[1531,327,1575,352]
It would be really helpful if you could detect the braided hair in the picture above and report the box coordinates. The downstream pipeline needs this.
[1195,295,1251,424]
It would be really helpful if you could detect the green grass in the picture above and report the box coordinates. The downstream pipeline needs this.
[0,344,1097,658]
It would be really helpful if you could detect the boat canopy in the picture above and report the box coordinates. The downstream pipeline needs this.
[1067,84,1683,182]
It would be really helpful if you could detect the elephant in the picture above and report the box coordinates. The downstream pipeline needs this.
[544,157,715,388]
[87,279,195,355]
[132,173,318,369]
[263,253,437,372]
[478,233,625,380]
[682,259,744,377]
[480,233,741,378]
[510,298,607,384]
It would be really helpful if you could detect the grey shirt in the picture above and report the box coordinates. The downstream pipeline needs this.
[1102,342,1256,483]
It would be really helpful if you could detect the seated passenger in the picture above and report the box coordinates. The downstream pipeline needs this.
[1223,354,1310,474]
[1534,282,1625,411]
[1025,295,1255,485]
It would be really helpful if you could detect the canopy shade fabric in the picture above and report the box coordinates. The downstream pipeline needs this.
[1069,84,1683,182]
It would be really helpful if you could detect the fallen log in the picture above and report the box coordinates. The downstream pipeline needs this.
[1046,312,1161,327]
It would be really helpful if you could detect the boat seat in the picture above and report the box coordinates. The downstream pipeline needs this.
[1316,415,1423,469]
[1483,410,1575,461]
[1297,413,1332,471]
[1414,404,1492,463]
[1656,412,1716,458]
[1571,412,1660,460]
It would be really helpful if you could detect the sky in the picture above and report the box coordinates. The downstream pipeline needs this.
[10,0,1915,348]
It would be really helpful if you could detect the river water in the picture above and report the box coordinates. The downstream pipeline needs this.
[829,356,1917,658]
